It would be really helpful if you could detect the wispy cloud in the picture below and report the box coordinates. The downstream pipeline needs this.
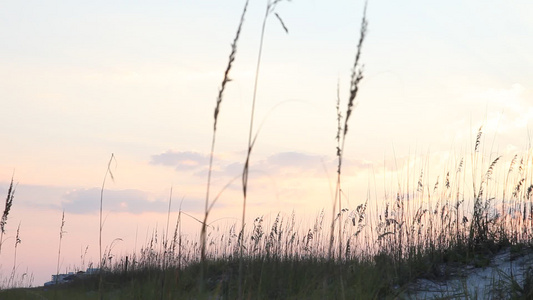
[150,150,209,170]
[0,183,64,211]
[149,150,376,179]
[452,84,531,146]
[62,188,206,214]
[265,151,323,170]
[0,182,206,215]
[64,188,159,214]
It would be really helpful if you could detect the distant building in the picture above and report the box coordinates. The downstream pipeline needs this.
[86,267,100,275]
[44,268,100,286]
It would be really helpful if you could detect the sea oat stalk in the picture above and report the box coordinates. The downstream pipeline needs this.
[240,1,290,297]
[0,175,15,255]
[99,153,116,300]
[56,210,66,283]
[329,2,368,260]
[200,0,249,291]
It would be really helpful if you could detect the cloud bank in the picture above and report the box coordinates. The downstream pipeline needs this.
[62,188,206,214]
[149,150,333,177]
[0,183,205,215]
[150,150,209,171]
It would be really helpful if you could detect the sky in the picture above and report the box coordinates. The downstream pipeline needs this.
[0,0,532,286]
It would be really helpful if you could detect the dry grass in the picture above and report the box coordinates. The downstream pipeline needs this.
[201,0,249,293]
[56,210,66,284]
[329,1,368,261]
[239,0,290,298]
[0,175,15,255]
[98,153,116,300]
[3,145,533,297]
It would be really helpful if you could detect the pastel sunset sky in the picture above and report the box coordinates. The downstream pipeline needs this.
[1,0,532,286]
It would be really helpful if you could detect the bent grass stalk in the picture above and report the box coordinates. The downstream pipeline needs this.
[240,1,289,297]
[99,153,116,300]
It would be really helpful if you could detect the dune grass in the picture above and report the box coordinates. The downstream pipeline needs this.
[3,161,533,299]
[2,139,533,298]
[0,175,15,255]
[201,1,249,294]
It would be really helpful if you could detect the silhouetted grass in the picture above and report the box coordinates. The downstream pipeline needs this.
[201,0,249,294]
[0,175,15,255]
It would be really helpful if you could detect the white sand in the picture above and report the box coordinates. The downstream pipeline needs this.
[403,247,533,299]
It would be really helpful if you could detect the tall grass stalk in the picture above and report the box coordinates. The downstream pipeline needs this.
[99,153,116,300]
[8,222,21,288]
[173,198,184,273]
[201,0,249,291]
[0,176,15,255]
[240,1,289,297]
[159,186,173,300]
[56,210,66,284]
[163,186,173,268]
[328,2,368,260]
